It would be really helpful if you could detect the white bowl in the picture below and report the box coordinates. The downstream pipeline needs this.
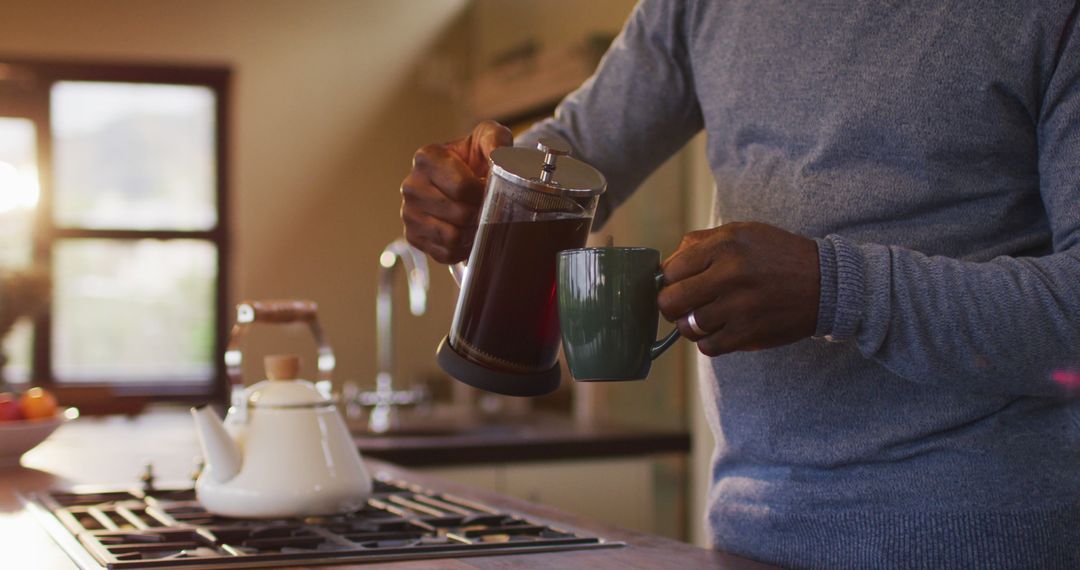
[0,409,76,467]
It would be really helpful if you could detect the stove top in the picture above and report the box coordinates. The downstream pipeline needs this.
[25,478,622,569]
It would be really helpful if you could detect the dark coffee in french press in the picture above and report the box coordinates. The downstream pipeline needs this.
[436,137,607,397]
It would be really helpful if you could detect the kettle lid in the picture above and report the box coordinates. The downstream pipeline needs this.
[246,355,327,407]
[489,136,606,198]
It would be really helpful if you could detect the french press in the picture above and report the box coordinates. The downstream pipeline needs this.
[436,136,606,397]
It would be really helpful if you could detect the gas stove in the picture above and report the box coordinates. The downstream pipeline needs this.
[24,477,622,569]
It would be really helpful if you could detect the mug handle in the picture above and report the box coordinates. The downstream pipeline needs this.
[651,272,681,359]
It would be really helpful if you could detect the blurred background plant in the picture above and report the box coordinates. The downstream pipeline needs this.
[0,268,50,391]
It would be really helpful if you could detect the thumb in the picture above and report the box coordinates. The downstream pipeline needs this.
[449,120,512,177]
[473,121,513,170]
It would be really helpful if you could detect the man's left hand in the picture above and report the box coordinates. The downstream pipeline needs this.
[659,222,820,356]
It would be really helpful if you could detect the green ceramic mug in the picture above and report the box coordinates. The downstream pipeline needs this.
[557,247,680,381]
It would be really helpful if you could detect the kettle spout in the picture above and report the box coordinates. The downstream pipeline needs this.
[191,406,242,483]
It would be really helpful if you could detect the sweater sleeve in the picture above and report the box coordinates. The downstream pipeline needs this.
[516,0,704,229]
[815,12,1080,398]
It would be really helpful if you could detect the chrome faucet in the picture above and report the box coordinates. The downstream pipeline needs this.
[347,238,430,433]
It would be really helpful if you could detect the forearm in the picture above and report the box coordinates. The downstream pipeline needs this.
[816,234,1080,396]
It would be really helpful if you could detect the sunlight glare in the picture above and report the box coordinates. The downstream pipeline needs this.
[0,160,40,214]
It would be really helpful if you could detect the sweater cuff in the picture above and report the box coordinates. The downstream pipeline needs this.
[813,237,838,338]
[814,234,867,342]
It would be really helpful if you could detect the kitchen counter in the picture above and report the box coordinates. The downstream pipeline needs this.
[0,411,775,569]
[350,408,690,466]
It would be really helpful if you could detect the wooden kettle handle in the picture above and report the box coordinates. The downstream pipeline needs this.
[225,299,334,389]
[238,299,318,324]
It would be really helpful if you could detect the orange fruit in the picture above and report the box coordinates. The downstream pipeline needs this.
[18,387,58,420]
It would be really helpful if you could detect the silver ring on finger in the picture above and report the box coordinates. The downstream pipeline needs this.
[687,310,708,337]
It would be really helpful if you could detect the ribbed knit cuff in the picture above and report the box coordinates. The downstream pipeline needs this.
[813,235,866,342]
[831,234,867,341]
[813,237,838,338]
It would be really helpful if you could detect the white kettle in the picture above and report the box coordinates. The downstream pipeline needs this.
[191,354,372,518]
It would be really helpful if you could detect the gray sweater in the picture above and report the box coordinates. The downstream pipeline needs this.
[524,1,1080,568]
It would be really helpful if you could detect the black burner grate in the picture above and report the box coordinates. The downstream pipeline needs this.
[26,479,622,569]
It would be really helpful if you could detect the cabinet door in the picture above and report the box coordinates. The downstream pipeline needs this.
[502,458,654,533]
[415,465,501,493]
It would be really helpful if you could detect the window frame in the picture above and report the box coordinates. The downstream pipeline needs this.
[0,57,231,413]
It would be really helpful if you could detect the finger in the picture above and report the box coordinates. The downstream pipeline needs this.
[662,226,746,285]
[413,145,486,206]
[472,121,513,175]
[658,266,724,322]
[674,300,728,342]
[402,208,468,248]
[447,120,513,175]
[404,228,471,265]
[401,174,481,227]
[426,154,485,206]
[402,208,474,254]
[406,233,461,265]
[662,243,714,285]
[695,326,747,357]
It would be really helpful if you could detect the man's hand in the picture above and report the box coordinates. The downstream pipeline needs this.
[659,222,820,356]
[401,121,513,264]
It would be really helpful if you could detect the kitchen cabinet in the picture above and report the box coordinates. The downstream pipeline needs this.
[418,464,502,492]
[420,454,682,538]
[355,411,690,539]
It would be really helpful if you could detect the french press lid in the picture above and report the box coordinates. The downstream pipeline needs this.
[489,136,607,197]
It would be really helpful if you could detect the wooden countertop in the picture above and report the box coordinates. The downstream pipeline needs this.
[0,411,776,569]
[351,409,691,466]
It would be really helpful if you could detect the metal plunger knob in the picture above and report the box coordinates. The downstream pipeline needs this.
[537,137,571,183]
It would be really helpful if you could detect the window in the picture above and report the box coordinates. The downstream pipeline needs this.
[0,60,230,412]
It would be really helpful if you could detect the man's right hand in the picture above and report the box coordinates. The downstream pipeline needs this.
[401,120,513,264]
